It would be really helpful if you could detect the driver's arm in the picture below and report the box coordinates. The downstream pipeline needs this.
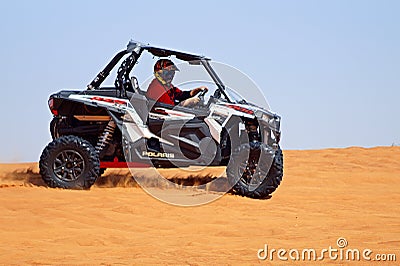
[173,87,191,102]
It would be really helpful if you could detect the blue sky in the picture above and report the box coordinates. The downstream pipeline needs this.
[0,0,399,162]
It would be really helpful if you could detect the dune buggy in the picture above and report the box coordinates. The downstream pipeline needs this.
[39,40,283,198]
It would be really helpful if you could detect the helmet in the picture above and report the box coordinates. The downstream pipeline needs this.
[154,59,179,73]
[154,59,179,85]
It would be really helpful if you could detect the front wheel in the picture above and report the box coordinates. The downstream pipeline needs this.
[39,135,100,189]
[227,142,283,199]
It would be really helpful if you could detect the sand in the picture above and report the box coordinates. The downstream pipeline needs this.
[0,146,399,265]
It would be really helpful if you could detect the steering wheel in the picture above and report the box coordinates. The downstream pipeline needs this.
[197,88,208,106]
[197,89,208,102]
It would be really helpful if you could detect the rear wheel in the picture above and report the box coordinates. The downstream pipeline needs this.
[39,135,100,189]
[227,142,283,199]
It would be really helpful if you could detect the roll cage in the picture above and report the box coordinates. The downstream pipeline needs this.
[87,40,231,102]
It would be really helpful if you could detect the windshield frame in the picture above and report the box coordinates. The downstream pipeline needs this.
[200,59,233,103]
[223,86,247,104]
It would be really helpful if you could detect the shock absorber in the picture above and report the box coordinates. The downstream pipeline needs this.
[95,120,116,154]
[246,119,261,143]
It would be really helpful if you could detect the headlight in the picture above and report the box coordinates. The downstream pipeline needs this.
[255,110,263,119]
[268,117,280,131]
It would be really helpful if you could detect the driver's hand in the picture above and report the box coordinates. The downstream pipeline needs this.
[191,86,208,96]
[192,97,200,105]
[199,86,208,92]
[180,97,200,107]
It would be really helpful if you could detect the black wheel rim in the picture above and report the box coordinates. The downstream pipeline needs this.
[238,153,263,189]
[238,160,255,180]
[53,149,85,181]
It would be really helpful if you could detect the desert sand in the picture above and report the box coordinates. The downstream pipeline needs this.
[0,146,399,265]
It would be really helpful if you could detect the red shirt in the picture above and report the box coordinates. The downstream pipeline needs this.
[146,79,190,105]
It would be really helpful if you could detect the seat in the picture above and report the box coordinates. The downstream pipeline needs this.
[130,76,147,95]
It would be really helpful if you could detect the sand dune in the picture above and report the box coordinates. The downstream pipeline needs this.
[0,147,399,264]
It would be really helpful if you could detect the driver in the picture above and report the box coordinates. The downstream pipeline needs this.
[146,59,207,107]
